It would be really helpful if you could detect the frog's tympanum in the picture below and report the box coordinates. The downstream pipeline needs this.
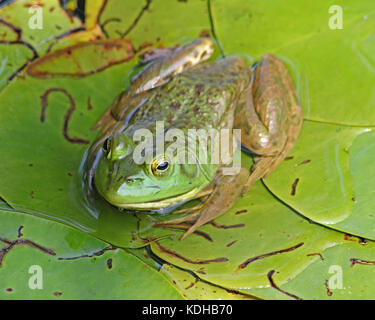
[87,38,302,239]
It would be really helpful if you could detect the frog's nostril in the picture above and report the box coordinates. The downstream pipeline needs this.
[126,177,144,184]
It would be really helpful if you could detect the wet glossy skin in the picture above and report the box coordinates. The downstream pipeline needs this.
[89,38,302,222]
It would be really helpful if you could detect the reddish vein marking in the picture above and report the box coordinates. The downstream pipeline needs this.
[40,88,89,145]
[291,178,300,196]
[350,258,375,267]
[324,280,333,296]
[235,209,247,215]
[106,258,113,269]
[226,240,237,247]
[209,221,245,229]
[154,223,213,242]
[116,0,152,38]
[0,18,39,82]
[344,234,369,245]
[155,242,228,265]
[17,226,24,238]
[0,238,55,267]
[307,252,324,261]
[295,159,311,167]
[267,270,303,300]
[185,282,195,290]
[238,242,304,270]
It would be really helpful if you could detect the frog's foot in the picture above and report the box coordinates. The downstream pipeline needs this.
[235,54,303,195]
[180,167,250,240]
[139,48,173,64]
[160,186,213,225]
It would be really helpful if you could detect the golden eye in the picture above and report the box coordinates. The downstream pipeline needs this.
[151,157,170,176]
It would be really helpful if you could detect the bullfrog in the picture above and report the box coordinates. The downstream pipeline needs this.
[87,38,302,239]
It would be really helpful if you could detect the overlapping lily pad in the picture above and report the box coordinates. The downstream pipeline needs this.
[99,0,213,49]
[263,122,375,240]
[211,0,375,125]
[147,177,375,299]
[0,210,183,299]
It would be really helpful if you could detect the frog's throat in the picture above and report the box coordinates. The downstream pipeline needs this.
[112,187,202,210]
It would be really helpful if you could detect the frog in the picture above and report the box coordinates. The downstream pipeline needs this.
[87,38,303,239]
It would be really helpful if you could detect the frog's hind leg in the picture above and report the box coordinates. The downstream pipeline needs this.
[234,54,303,194]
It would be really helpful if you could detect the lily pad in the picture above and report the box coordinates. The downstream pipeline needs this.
[263,122,375,240]
[146,178,375,299]
[99,0,213,49]
[2,0,375,300]
[0,0,82,54]
[0,37,150,248]
[249,239,375,300]
[211,0,375,125]
[127,246,258,299]
[0,209,183,299]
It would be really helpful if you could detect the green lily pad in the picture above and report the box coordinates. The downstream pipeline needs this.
[2,0,375,300]
[0,43,35,90]
[0,0,82,54]
[0,39,151,248]
[100,0,213,48]
[145,178,375,299]
[249,240,375,300]
[127,246,258,299]
[211,0,375,125]
[263,121,375,240]
[147,179,343,290]
[0,209,183,299]
[160,263,257,300]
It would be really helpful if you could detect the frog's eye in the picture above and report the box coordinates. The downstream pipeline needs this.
[102,137,112,155]
[151,157,170,176]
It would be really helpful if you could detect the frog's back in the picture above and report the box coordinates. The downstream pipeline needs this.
[127,56,251,134]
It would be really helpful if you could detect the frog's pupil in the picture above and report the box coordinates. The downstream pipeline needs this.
[157,161,169,171]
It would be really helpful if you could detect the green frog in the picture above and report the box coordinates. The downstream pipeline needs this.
[88,38,302,239]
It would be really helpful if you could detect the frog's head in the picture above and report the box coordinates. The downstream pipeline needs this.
[93,132,213,210]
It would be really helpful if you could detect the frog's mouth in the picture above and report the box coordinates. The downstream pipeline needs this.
[109,187,202,211]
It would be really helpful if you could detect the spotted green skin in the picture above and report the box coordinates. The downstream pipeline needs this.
[91,39,294,210]
[93,56,250,208]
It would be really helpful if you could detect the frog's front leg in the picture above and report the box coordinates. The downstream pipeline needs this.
[234,54,303,194]
[180,167,250,240]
